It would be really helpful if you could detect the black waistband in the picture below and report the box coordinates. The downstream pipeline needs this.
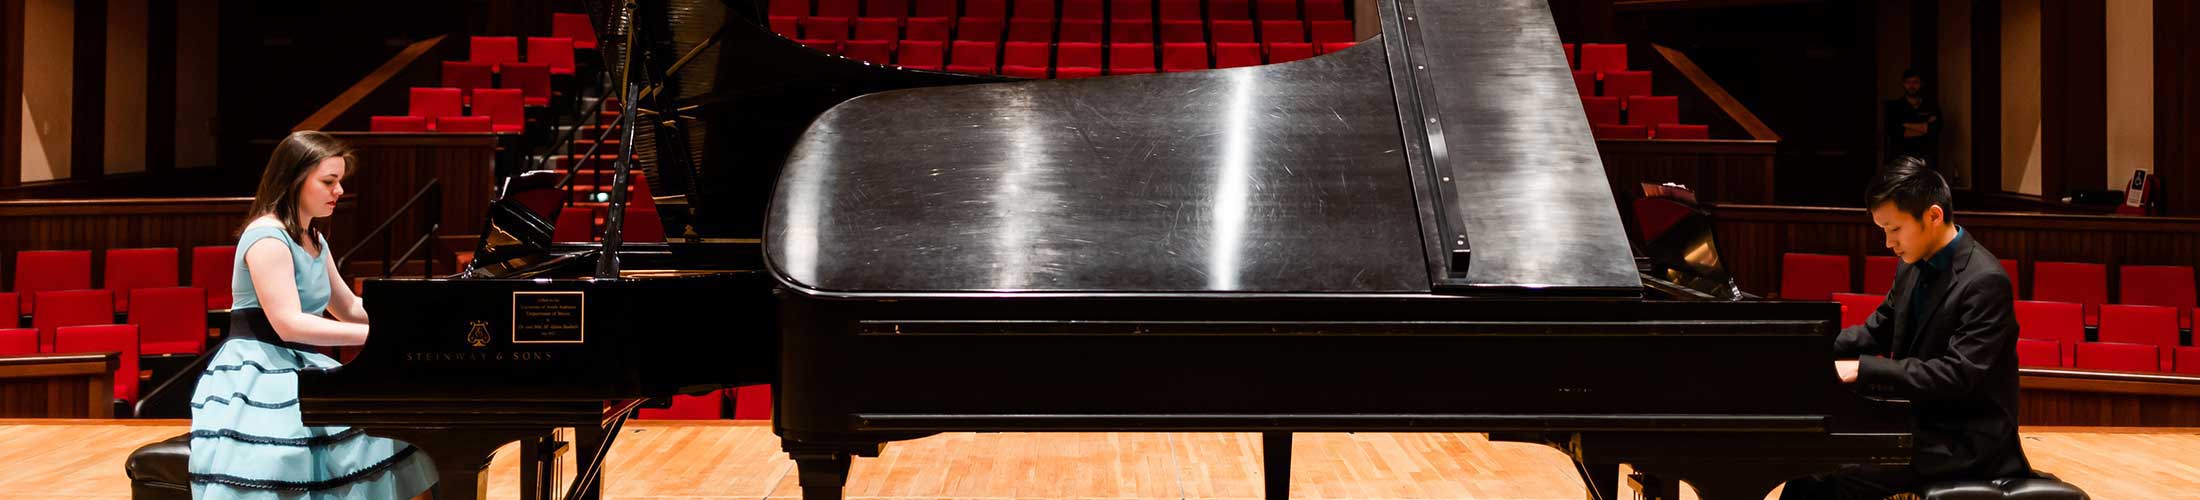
[225,308,321,353]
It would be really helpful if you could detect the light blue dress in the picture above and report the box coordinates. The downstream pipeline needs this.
[188,225,437,499]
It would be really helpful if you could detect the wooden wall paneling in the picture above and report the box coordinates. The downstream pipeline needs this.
[2039,0,2108,198]
[0,197,364,289]
[2019,370,2200,427]
[323,133,498,271]
[0,352,116,418]
[2159,0,2200,216]
[1963,225,2028,297]
[146,0,175,173]
[1,0,22,188]
[69,0,104,181]
[1969,0,2001,193]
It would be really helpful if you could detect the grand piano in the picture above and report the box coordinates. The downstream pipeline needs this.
[763,1,1913,500]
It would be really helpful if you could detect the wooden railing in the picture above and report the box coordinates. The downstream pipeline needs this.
[0,353,119,418]
[294,35,452,133]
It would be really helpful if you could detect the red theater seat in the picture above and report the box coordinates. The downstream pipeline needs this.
[914,0,957,17]
[370,116,426,132]
[2014,300,2085,367]
[0,292,15,328]
[1832,293,1882,329]
[1160,20,1205,43]
[2177,346,2200,375]
[129,287,207,356]
[1209,0,1250,19]
[471,89,526,133]
[1059,19,1103,43]
[946,41,1001,74]
[1579,43,1626,74]
[1305,0,1346,19]
[1572,70,1595,98]
[552,13,600,50]
[898,40,946,70]
[1626,96,1678,126]
[2074,341,2158,372]
[966,0,1008,18]
[1310,20,1353,44]
[1058,42,1103,68]
[1563,43,1577,68]
[500,63,554,107]
[1582,96,1620,126]
[1008,18,1055,42]
[2016,338,2060,368]
[34,289,114,353]
[526,37,577,75]
[1160,0,1200,20]
[770,16,801,36]
[638,390,724,420]
[801,39,842,53]
[1003,42,1050,69]
[1601,70,1650,98]
[1112,0,1152,20]
[1654,124,1708,140]
[1265,42,1313,63]
[191,246,235,311]
[470,36,521,71]
[0,328,33,355]
[436,116,494,133]
[1259,19,1305,42]
[2119,264,2195,328]
[626,207,667,243]
[1212,20,1256,43]
[55,324,139,403]
[855,17,902,40]
[554,207,596,243]
[1214,43,1262,68]
[1315,41,1354,54]
[845,40,896,64]
[906,17,952,40]
[1255,0,1295,19]
[1109,43,1156,74]
[1063,0,1104,20]
[803,17,851,40]
[958,17,1005,41]
[1162,43,1209,72]
[2098,304,2180,371]
[2033,261,2107,325]
[103,248,177,312]
[441,61,494,105]
[14,250,91,315]
[1111,19,1154,43]
[732,384,773,420]
[1013,0,1054,18]
[1592,124,1647,140]
[408,88,464,131]
[1780,253,1850,301]
[1862,256,1898,295]
[819,0,860,17]
[869,0,909,17]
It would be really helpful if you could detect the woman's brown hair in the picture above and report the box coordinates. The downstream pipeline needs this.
[244,131,356,249]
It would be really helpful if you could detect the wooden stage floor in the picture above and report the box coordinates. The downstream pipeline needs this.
[3,420,2194,499]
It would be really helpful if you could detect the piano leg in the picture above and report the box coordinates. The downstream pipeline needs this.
[1261,431,1292,500]
[1629,463,1802,500]
[572,425,608,500]
[1573,461,1618,500]
[1627,471,1680,500]
[791,450,856,500]
[520,431,569,500]
[371,428,544,500]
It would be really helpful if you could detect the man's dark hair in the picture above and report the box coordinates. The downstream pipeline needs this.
[1902,68,1921,80]
[1867,156,1952,223]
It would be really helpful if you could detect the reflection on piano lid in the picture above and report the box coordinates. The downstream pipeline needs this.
[1632,183,1746,301]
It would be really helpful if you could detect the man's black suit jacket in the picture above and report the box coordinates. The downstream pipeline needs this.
[1835,232,2031,480]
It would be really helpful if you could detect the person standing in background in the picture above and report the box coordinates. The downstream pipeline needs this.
[1885,68,1941,167]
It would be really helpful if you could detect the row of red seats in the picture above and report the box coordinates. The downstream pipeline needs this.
[0,324,145,405]
[3,287,208,357]
[786,16,1354,45]
[462,36,580,75]
[635,384,773,420]
[11,248,233,314]
[1833,294,2200,375]
[772,0,1346,22]
[1561,42,1710,140]
[1784,253,2196,327]
[819,39,1347,75]
[373,87,531,133]
[371,27,600,132]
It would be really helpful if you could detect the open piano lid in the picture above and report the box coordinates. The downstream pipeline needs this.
[765,0,1639,297]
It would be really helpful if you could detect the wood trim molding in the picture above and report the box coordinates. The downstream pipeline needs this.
[2022,369,2200,399]
[1650,44,1779,142]
[293,35,447,133]
[1712,203,2200,232]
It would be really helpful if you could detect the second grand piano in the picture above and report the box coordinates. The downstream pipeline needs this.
[763,0,1913,499]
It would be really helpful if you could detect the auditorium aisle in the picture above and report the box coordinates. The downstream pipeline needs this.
[2,420,2192,499]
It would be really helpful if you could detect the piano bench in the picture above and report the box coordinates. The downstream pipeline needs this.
[125,433,192,500]
[1920,476,2088,500]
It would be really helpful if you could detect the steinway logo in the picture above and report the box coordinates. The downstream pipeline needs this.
[466,320,492,348]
